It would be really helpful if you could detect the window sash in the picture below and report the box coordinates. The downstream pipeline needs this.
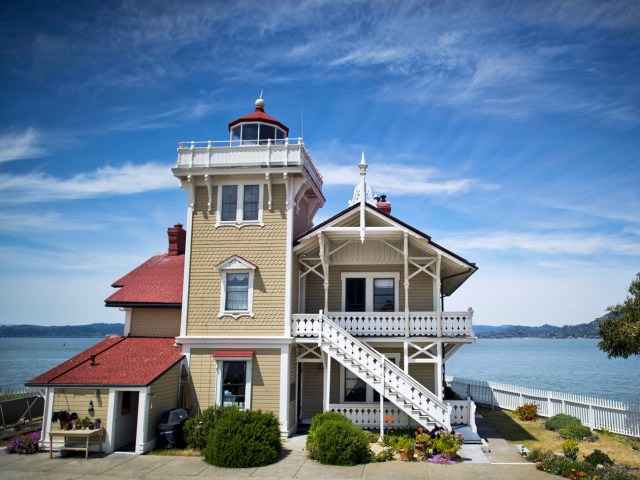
[221,185,238,222]
[222,361,246,409]
[243,185,259,221]
[225,272,249,310]
[344,370,366,402]
[373,278,395,311]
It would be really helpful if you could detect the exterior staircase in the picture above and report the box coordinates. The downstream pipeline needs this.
[317,312,452,430]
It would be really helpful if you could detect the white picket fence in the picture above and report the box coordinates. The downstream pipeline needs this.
[447,376,640,438]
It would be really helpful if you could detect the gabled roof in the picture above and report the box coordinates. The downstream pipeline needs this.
[26,336,183,387]
[105,253,184,307]
[295,202,477,296]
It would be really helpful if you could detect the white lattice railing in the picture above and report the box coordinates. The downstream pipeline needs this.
[328,398,476,431]
[292,309,473,338]
[318,313,451,430]
[175,139,322,189]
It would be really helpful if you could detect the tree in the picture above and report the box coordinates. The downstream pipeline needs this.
[597,272,640,359]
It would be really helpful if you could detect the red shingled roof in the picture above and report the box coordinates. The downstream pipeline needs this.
[228,108,289,134]
[26,336,183,387]
[105,253,184,306]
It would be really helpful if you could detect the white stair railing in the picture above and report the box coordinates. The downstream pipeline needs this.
[317,311,451,430]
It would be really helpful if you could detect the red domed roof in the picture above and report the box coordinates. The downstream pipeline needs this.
[228,99,289,134]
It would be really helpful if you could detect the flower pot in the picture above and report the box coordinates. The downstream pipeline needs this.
[399,448,415,461]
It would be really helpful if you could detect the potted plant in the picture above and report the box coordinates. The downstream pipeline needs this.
[94,419,102,430]
[52,411,71,430]
[395,436,415,461]
[414,430,432,456]
[431,431,464,460]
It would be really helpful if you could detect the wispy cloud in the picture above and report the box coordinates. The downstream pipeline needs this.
[0,127,48,163]
[0,162,177,204]
[442,230,640,257]
[0,211,103,232]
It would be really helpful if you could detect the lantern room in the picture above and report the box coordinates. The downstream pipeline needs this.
[228,97,289,145]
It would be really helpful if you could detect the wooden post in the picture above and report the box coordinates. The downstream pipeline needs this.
[379,355,386,441]
[403,232,410,337]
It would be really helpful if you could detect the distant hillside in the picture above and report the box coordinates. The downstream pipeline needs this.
[0,323,124,338]
[475,320,600,339]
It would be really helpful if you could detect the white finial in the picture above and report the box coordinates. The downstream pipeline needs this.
[255,91,265,110]
[260,89,263,99]
[361,151,366,165]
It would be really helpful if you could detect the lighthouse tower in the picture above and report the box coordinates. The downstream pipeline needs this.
[172,97,324,435]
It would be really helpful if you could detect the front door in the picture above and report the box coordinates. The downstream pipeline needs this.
[114,391,139,452]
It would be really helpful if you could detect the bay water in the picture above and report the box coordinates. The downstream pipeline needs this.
[1,337,638,405]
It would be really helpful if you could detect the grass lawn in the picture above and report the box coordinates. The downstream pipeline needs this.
[478,406,640,469]
[146,448,201,456]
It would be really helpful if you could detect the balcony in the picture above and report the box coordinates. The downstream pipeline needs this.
[292,309,474,338]
[174,138,322,190]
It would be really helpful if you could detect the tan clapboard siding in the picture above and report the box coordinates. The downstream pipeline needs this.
[188,348,216,414]
[52,388,109,426]
[293,200,310,239]
[130,308,181,337]
[408,363,436,393]
[147,363,181,434]
[300,362,323,420]
[302,265,433,312]
[252,349,280,415]
[291,260,299,316]
[186,184,287,337]
[407,269,434,311]
[304,271,324,313]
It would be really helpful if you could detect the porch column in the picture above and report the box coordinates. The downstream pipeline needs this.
[403,232,410,337]
[319,232,330,313]
[323,353,331,411]
[436,253,442,337]
[436,342,443,400]
[137,389,151,454]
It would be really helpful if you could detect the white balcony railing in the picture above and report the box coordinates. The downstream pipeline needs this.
[328,398,476,429]
[175,138,322,189]
[292,310,474,338]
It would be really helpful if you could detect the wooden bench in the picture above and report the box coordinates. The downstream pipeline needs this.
[49,428,103,459]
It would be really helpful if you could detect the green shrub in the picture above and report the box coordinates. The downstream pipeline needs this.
[562,438,579,458]
[370,447,394,463]
[545,413,580,431]
[560,421,592,440]
[514,403,538,421]
[306,411,351,459]
[312,419,371,466]
[203,408,280,468]
[183,406,223,450]
[584,449,613,466]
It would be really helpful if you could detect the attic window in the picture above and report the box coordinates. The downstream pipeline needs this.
[230,122,286,146]
[215,256,256,320]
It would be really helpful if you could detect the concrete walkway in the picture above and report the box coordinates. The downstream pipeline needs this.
[0,419,556,480]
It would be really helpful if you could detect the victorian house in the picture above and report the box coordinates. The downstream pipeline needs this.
[28,97,478,454]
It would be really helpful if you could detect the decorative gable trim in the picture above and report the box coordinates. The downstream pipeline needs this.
[214,255,256,271]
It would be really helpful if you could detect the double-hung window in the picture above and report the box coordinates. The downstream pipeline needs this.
[215,256,256,319]
[217,184,263,226]
[213,351,254,410]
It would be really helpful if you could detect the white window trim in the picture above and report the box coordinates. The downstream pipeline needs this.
[215,256,256,319]
[215,182,264,228]
[339,353,400,403]
[340,272,400,312]
[214,358,253,410]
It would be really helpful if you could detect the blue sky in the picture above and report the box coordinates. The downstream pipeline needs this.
[0,0,638,327]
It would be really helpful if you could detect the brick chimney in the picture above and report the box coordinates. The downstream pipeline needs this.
[167,224,186,256]
[374,194,391,215]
